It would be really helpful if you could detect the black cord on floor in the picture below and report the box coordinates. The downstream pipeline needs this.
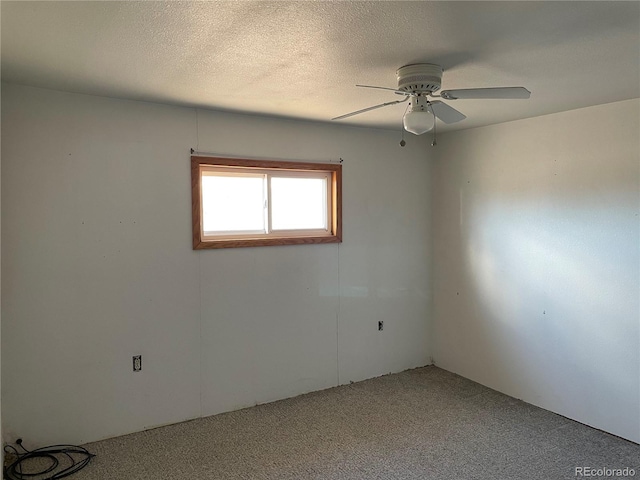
[4,439,95,480]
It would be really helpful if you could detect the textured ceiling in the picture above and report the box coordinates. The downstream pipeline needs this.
[2,1,639,132]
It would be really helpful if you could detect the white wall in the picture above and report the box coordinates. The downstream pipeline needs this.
[431,99,640,443]
[1,83,432,446]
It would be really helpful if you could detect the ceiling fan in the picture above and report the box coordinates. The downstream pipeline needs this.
[332,63,531,135]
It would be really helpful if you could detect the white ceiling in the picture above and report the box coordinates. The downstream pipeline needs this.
[2,1,639,132]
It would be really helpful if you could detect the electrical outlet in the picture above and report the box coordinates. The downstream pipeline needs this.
[133,355,142,372]
[378,321,384,331]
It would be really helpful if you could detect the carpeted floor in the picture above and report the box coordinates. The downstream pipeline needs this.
[70,366,638,479]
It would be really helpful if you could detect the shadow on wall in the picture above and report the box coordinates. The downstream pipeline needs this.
[461,191,639,432]
[431,98,640,442]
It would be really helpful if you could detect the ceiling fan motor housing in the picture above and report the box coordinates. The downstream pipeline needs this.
[397,63,443,94]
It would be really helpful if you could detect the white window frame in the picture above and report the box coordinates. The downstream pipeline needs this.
[200,168,269,238]
[192,156,342,249]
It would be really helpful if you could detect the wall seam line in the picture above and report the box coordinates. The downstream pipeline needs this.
[196,107,203,419]
[336,242,341,386]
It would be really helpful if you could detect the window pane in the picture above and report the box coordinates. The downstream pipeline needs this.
[202,175,266,233]
[271,177,327,230]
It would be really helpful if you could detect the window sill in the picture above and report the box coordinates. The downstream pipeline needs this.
[194,234,342,250]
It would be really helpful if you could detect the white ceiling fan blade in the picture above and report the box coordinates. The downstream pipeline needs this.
[440,87,531,100]
[430,100,466,124]
[356,84,412,96]
[332,96,409,121]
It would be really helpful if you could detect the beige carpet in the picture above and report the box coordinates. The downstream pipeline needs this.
[68,366,638,479]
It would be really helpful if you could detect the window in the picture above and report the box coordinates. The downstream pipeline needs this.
[191,156,342,249]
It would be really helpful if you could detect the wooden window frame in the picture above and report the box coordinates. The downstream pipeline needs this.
[191,156,342,249]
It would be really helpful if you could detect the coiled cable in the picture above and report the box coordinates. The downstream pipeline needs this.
[4,439,95,479]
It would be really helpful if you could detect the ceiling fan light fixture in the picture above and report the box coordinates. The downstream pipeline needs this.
[403,109,434,135]
[332,63,530,130]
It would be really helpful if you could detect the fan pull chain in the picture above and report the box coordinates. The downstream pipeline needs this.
[399,101,411,147]
[431,108,437,147]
